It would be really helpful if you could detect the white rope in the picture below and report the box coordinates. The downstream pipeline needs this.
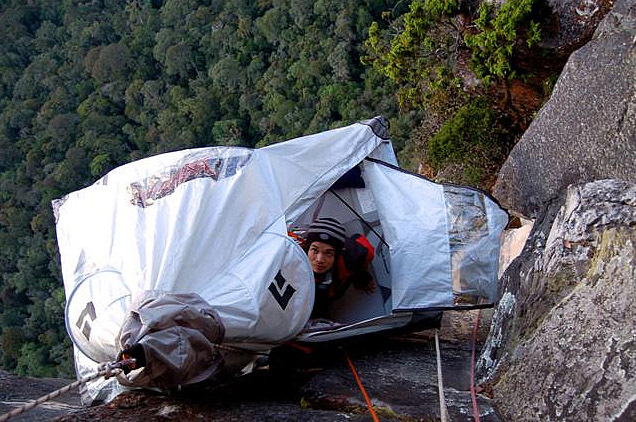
[435,329,449,422]
[0,341,260,422]
[0,359,134,422]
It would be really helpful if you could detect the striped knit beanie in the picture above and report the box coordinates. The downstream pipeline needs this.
[306,217,346,252]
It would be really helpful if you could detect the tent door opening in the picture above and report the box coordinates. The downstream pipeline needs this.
[290,184,392,327]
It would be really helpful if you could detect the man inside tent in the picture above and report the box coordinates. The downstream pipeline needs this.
[304,217,376,319]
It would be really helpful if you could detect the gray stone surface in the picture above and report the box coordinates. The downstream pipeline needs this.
[0,371,81,421]
[479,179,636,421]
[53,335,501,422]
[543,0,613,52]
[493,0,636,218]
[1,315,501,421]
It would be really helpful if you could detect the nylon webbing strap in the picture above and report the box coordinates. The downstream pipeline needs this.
[435,330,449,422]
[471,310,482,422]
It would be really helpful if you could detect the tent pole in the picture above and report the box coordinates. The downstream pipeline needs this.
[328,189,389,248]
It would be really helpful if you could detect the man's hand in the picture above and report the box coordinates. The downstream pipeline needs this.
[360,279,376,294]
[351,271,375,294]
[117,343,146,373]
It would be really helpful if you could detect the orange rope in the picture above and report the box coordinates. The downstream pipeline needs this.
[345,352,380,422]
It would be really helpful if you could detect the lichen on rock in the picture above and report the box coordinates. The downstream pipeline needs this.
[481,179,636,421]
[496,227,635,421]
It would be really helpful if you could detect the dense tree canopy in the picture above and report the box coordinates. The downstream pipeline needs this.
[0,0,421,376]
[0,0,555,377]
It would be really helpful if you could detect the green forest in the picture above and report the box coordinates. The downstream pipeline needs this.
[0,0,553,377]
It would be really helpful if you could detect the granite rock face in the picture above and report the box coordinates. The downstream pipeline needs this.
[51,332,503,422]
[493,0,636,218]
[478,179,636,421]
[543,0,614,52]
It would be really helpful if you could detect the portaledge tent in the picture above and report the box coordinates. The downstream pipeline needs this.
[53,116,508,403]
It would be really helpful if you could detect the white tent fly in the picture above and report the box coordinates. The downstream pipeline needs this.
[53,116,508,403]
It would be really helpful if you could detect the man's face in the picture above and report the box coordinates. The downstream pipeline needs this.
[308,241,336,274]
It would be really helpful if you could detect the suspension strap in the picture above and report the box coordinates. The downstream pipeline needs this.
[470,310,482,422]
[345,352,380,422]
[0,358,135,422]
[213,342,269,356]
[435,330,449,422]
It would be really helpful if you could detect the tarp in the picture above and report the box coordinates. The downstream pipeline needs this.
[53,116,508,402]
[364,161,508,310]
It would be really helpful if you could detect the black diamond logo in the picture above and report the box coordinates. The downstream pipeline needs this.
[268,271,296,310]
[76,301,96,341]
